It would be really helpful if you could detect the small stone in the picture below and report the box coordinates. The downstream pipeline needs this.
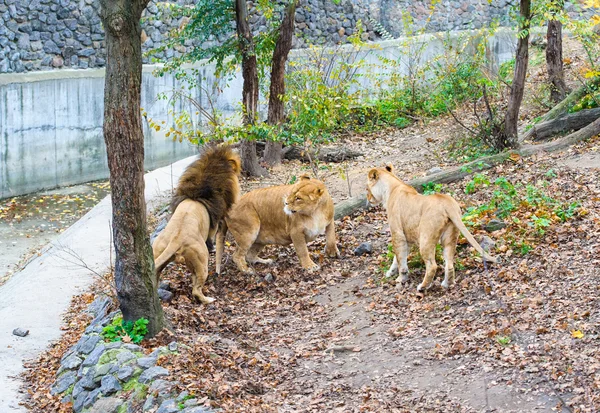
[264,273,275,283]
[426,166,443,175]
[50,371,76,395]
[76,335,101,355]
[485,219,507,232]
[86,296,111,319]
[116,350,136,365]
[158,288,173,302]
[183,398,199,408]
[354,242,373,256]
[168,341,178,352]
[137,356,157,369]
[139,366,169,384]
[88,396,124,413]
[72,381,85,399]
[105,341,123,350]
[158,280,171,291]
[82,343,105,367]
[83,388,102,409]
[117,365,134,381]
[143,395,156,411]
[156,399,179,413]
[12,328,29,337]
[123,343,142,352]
[100,375,122,395]
[61,354,83,370]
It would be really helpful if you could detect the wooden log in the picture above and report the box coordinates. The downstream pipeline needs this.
[334,122,600,220]
[283,146,363,163]
[527,107,600,141]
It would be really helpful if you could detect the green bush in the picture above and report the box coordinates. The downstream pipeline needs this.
[102,316,149,344]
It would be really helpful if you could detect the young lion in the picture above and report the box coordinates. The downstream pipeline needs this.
[152,145,241,304]
[216,175,339,275]
[366,164,497,292]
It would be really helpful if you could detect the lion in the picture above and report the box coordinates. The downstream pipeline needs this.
[152,145,241,304]
[366,164,497,292]
[216,175,339,275]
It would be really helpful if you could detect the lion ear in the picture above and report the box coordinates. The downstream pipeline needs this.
[299,174,311,181]
[385,164,394,173]
[316,187,324,196]
[229,158,241,174]
[368,169,379,180]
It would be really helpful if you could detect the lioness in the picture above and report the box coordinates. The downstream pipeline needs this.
[216,175,339,274]
[153,145,241,304]
[366,164,497,292]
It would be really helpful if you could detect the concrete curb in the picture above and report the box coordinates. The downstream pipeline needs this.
[0,155,197,412]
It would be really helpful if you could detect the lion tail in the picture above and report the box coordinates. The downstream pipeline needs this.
[215,220,228,275]
[154,239,181,275]
[445,202,498,264]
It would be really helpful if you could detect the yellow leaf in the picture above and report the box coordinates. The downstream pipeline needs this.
[584,0,600,8]
[571,330,584,339]
[592,15,600,25]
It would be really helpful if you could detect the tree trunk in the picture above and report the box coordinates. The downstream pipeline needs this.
[99,0,164,336]
[546,15,568,103]
[527,107,600,141]
[235,0,266,177]
[264,0,298,166]
[504,0,531,148]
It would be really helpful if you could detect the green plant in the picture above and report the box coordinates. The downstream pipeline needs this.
[464,173,491,195]
[422,182,443,195]
[102,316,149,344]
[496,335,511,346]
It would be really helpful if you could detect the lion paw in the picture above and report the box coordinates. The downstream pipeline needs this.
[417,282,431,292]
[304,262,321,273]
[441,279,453,289]
[325,246,340,258]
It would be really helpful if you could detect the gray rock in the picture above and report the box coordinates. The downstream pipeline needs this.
[105,341,123,350]
[485,219,507,232]
[183,398,199,408]
[83,388,102,409]
[93,363,115,382]
[61,354,83,370]
[12,328,29,337]
[116,350,136,365]
[176,391,190,402]
[150,219,168,243]
[168,341,178,352]
[354,242,373,256]
[73,391,88,413]
[148,379,176,398]
[72,381,85,399]
[183,407,211,413]
[100,374,122,395]
[88,396,124,413]
[157,399,179,413]
[50,370,76,395]
[264,273,275,283]
[82,343,105,367]
[76,334,101,355]
[143,395,156,411]
[158,280,171,291]
[137,356,157,369]
[117,365,134,381]
[480,236,496,252]
[426,166,443,175]
[123,343,142,352]
[139,366,170,384]
[86,296,111,320]
[80,367,99,390]
[158,288,173,302]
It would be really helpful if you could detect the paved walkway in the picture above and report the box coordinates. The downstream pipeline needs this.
[0,155,196,412]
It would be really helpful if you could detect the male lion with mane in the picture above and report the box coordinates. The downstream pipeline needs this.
[366,164,497,292]
[216,175,339,275]
[152,145,241,304]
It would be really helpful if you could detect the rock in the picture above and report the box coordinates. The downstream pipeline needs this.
[176,391,190,402]
[139,366,170,384]
[143,395,156,411]
[93,363,116,382]
[485,219,507,233]
[426,166,443,175]
[158,280,171,291]
[157,399,179,413]
[183,407,211,413]
[50,371,76,395]
[123,343,142,352]
[80,367,99,390]
[61,354,83,370]
[354,242,373,256]
[82,343,105,367]
[117,365,134,381]
[168,341,178,352]
[105,341,123,350]
[73,391,87,412]
[183,398,199,408]
[151,219,168,243]
[88,396,124,413]
[158,288,173,302]
[148,379,176,399]
[137,356,157,369]
[264,273,275,283]
[100,375,122,395]
[83,388,102,409]
[72,381,85,399]
[116,350,136,365]
[12,328,29,337]
[76,335,101,355]
[480,236,496,252]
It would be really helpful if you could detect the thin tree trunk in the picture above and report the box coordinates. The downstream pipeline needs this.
[546,10,568,103]
[235,0,266,177]
[504,0,531,148]
[264,0,298,166]
[99,0,164,336]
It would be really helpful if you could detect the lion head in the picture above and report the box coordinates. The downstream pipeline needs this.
[284,175,326,215]
[366,164,395,206]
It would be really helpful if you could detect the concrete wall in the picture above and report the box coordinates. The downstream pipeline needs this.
[0,29,516,199]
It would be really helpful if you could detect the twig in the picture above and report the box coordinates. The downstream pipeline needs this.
[449,109,478,136]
